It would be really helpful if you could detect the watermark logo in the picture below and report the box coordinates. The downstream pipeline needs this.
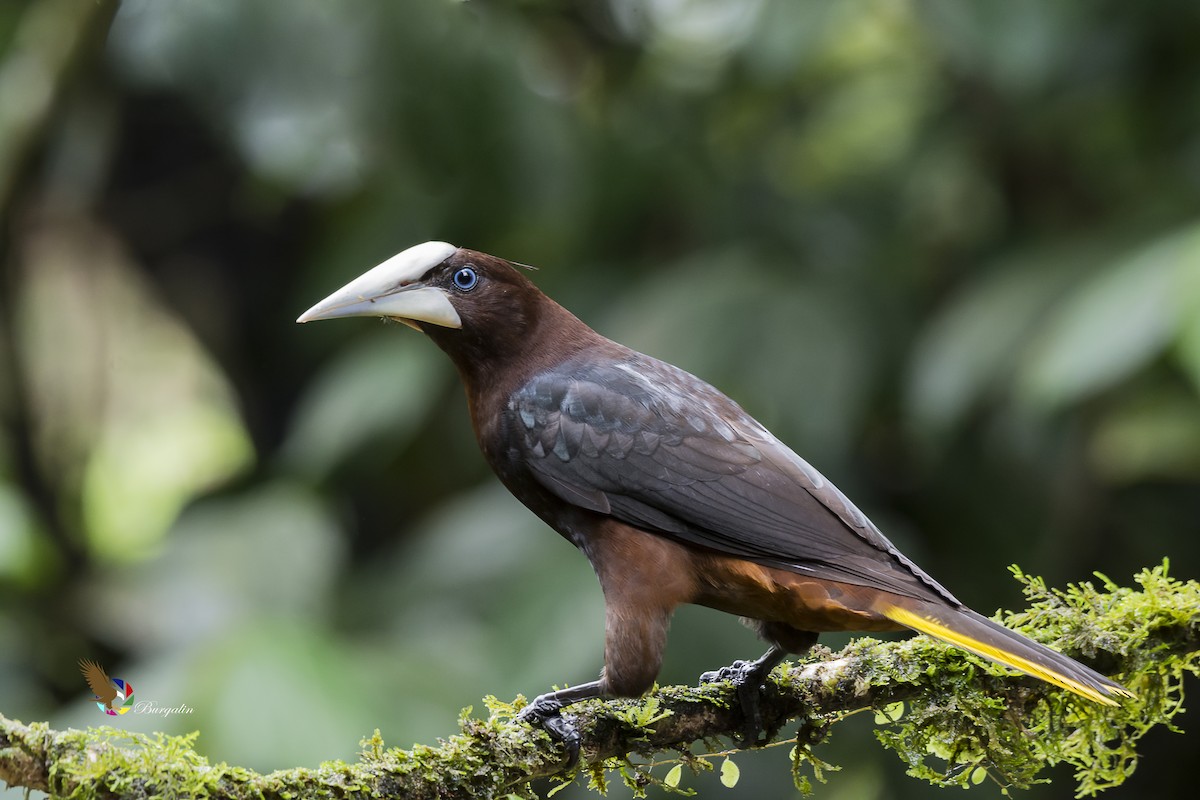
[78,658,195,717]
[79,659,135,716]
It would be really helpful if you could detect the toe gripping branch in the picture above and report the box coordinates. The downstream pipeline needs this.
[700,645,788,747]
[520,647,789,766]
[516,680,604,768]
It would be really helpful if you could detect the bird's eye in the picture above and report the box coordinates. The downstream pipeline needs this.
[452,266,478,292]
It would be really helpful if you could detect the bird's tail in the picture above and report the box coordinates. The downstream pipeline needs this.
[879,600,1133,705]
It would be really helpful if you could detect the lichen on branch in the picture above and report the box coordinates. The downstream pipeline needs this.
[1,562,1196,799]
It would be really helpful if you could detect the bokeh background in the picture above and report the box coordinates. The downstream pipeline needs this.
[2,1,1199,797]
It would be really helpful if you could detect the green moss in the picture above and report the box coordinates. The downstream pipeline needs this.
[5,563,1195,799]
[870,560,1200,796]
[48,727,228,800]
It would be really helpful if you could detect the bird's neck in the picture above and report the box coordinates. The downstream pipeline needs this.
[434,299,606,427]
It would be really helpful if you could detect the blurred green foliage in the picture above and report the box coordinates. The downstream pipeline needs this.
[1,0,1198,798]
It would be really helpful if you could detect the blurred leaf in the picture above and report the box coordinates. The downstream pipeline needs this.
[1172,240,1200,396]
[188,621,373,771]
[905,246,1087,437]
[0,615,54,720]
[281,333,446,478]
[0,482,38,581]
[1019,223,1200,410]
[110,0,376,196]
[0,0,110,195]
[374,481,603,675]
[16,220,253,562]
[391,482,552,595]
[80,481,343,652]
[918,0,1081,95]
[635,0,763,90]
[778,64,933,192]
[333,480,605,743]
[83,405,253,560]
[1089,389,1200,483]
[900,136,1004,250]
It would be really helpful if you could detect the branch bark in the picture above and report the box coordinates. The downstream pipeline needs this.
[2,565,1197,799]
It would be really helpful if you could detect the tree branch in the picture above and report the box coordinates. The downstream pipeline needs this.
[3,563,1197,798]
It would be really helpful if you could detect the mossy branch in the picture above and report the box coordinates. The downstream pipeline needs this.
[2,562,1197,799]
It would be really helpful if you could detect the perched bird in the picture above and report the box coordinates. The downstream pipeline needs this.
[79,658,119,711]
[298,242,1131,753]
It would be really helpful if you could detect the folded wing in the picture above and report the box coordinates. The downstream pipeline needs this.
[509,352,960,607]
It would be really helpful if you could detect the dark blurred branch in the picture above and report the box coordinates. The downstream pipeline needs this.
[2,566,1196,799]
[0,0,121,571]
[0,0,119,208]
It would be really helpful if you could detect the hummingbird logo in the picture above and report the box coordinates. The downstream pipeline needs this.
[79,659,135,715]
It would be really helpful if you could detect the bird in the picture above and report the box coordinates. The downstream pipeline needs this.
[80,658,119,711]
[298,241,1132,755]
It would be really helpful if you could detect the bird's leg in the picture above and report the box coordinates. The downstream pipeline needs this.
[516,679,604,767]
[519,527,682,765]
[518,588,670,766]
[519,525,683,762]
[700,645,789,746]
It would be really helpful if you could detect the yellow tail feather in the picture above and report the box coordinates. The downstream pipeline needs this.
[882,604,1133,706]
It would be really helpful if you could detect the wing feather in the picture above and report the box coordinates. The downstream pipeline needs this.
[510,352,959,605]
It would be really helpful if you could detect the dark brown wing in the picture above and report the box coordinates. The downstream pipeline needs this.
[509,350,960,606]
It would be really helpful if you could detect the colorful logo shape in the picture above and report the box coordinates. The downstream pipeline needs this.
[79,659,135,716]
[98,677,135,716]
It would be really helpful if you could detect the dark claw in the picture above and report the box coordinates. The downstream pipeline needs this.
[700,661,768,746]
[700,648,786,747]
[517,696,581,767]
[700,660,753,684]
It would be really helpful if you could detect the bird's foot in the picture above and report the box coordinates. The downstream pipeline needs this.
[517,694,581,768]
[699,659,756,684]
[700,648,786,747]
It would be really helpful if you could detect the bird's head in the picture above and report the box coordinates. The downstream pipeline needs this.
[298,241,589,383]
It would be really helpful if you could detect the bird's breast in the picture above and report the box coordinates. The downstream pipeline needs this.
[474,407,596,550]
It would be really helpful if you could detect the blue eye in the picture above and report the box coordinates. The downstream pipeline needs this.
[452,266,478,291]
